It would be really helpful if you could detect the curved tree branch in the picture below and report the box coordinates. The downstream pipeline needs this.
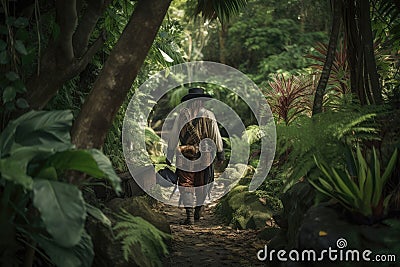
[26,33,106,109]
[72,0,173,149]
[74,32,107,73]
[55,0,77,65]
[73,0,111,58]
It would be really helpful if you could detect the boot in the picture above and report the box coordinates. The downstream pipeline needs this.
[194,206,202,221]
[181,207,194,225]
[180,192,194,225]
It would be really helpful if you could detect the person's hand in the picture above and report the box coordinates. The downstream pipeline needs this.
[166,158,172,166]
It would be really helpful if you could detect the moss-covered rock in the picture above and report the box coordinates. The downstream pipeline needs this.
[217,184,273,229]
[106,196,171,234]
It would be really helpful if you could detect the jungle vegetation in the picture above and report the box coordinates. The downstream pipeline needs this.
[0,0,399,266]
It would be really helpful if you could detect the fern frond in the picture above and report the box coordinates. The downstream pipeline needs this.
[276,105,382,191]
[114,209,171,267]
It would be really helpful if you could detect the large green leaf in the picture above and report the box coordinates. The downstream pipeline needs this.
[45,150,122,194]
[89,149,122,194]
[46,150,105,178]
[3,86,16,103]
[15,40,27,55]
[35,166,58,180]
[33,230,94,267]
[33,180,86,247]
[0,146,58,189]
[13,110,73,150]
[16,98,29,109]
[0,110,73,157]
[0,157,33,189]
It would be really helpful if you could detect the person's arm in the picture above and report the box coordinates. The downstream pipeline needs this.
[167,114,180,164]
[208,112,225,161]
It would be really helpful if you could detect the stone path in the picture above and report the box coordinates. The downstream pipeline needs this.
[160,202,268,267]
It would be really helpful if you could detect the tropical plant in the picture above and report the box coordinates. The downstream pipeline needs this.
[0,9,32,128]
[275,104,382,192]
[371,0,400,105]
[371,0,400,53]
[265,74,313,125]
[307,41,350,96]
[114,209,171,267]
[0,110,120,267]
[310,145,398,220]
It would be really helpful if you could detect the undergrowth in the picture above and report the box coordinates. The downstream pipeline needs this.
[114,209,171,267]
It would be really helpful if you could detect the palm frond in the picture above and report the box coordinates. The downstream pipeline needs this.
[195,0,247,24]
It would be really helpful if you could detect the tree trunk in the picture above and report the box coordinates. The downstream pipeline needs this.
[343,0,382,105]
[218,23,227,64]
[71,0,172,149]
[359,0,382,104]
[312,0,342,115]
[25,0,109,109]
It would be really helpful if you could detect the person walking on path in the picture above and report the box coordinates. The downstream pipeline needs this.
[167,87,225,225]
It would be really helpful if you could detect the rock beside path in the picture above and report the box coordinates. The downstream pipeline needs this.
[217,185,274,229]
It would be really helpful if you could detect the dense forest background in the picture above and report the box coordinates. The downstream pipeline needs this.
[1,0,400,266]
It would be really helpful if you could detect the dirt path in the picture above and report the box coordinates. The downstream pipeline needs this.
[160,202,268,267]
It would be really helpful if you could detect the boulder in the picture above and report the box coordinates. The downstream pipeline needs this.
[106,196,171,234]
[217,184,273,229]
